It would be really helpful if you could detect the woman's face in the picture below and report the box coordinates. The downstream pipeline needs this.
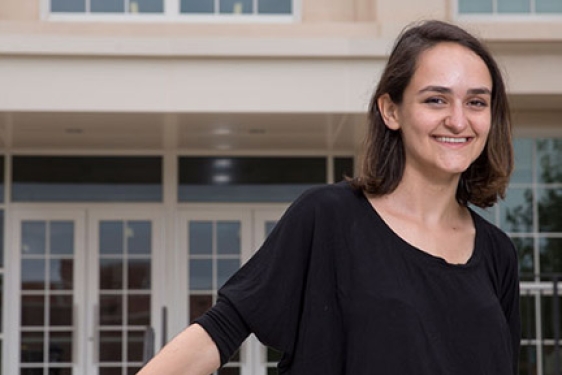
[380,42,493,181]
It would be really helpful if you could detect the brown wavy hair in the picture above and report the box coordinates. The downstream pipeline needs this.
[351,20,513,208]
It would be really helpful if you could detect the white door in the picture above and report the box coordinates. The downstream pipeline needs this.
[11,208,164,375]
[178,206,286,375]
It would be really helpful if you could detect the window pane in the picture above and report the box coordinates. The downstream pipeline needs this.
[50,295,73,326]
[50,259,73,290]
[189,222,213,255]
[536,0,562,12]
[127,221,151,255]
[100,221,124,255]
[500,188,533,232]
[127,331,145,361]
[131,0,163,13]
[49,331,73,363]
[0,211,3,267]
[21,331,45,363]
[100,259,123,290]
[179,157,326,202]
[22,260,46,290]
[50,221,74,255]
[458,0,493,13]
[128,295,150,325]
[22,221,46,255]
[520,295,536,339]
[498,0,530,12]
[12,156,162,202]
[519,345,537,375]
[538,188,562,232]
[91,0,125,12]
[541,296,562,339]
[189,260,213,290]
[258,0,291,14]
[217,222,240,255]
[219,367,240,375]
[51,0,86,12]
[99,331,123,362]
[217,259,240,288]
[100,295,123,325]
[539,238,562,275]
[220,0,252,14]
[536,139,562,184]
[128,260,151,290]
[181,0,214,13]
[21,295,45,326]
[512,237,534,280]
[189,294,213,322]
[512,138,533,183]
[334,157,354,183]
[471,205,496,224]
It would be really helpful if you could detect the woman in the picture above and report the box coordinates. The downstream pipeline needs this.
[138,20,520,375]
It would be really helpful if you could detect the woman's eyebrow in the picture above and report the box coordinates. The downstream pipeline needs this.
[417,86,492,95]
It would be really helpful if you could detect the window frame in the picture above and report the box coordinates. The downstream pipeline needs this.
[42,0,300,23]
[453,0,562,20]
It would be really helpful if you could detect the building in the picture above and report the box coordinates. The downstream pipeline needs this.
[0,0,561,374]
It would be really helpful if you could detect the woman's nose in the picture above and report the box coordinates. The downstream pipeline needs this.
[444,103,468,133]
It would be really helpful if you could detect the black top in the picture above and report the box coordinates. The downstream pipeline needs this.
[195,182,521,375]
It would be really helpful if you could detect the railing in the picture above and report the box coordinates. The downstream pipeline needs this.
[520,274,561,375]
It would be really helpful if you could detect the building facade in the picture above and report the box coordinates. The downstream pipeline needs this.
[0,0,562,374]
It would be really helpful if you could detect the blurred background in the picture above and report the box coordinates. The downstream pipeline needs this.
[0,0,561,374]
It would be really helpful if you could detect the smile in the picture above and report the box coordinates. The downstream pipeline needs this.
[434,137,470,143]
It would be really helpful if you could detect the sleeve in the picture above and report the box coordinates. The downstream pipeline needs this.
[194,189,319,366]
[499,240,521,375]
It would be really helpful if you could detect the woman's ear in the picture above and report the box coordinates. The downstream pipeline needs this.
[377,94,401,131]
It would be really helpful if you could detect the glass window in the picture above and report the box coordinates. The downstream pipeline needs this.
[132,0,164,13]
[536,0,562,12]
[12,156,162,202]
[91,0,125,12]
[178,157,326,202]
[334,157,354,183]
[458,0,493,13]
[258,0,292,14]
[220,0,252,14]
[181,0,214,13]
[51,0,86,12]
[498,0,529,12]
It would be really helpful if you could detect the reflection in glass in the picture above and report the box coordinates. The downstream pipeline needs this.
[540,238,562,277]
[127,221,151,255]
[217,222,240,255]
[50,259,73,290]
[91,0,125,13]
[536,0,562,12]
[181,0,214,13]
[538,189,562,232]
[22,221,46,255]
[258,0,291,14]
[519,344,537,375]
[520,295,536,339]
[100,259,124,290]
[217,259,240,288]
[541,296,562,339]
[50,221,74,255]
[498,0,529,12]
[220,0,252,14]
[51,0,86,12]
[189,294,213,323]
[100,295,123,325]
[128,260,151,290]
[21,331,44,362]
[134,0,163,13]
[189,260,213,290]
[49,331,73,362]
[511,237,534,280]
[22,259,46,290]
[500,188,533,233]
[127,330,145,362]
[458,0,493,13]
[537,139,562,184]
[21,295,45,326]
[542,344,561,374]
[100,221,124,255]
[50,295,73,326]
[99,331,123,362]
[127,295,150,325]
[511,138,533,183]
[189,222,213,255]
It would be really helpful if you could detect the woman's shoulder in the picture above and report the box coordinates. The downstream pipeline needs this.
[295,181,364,210]
[470,208,518,265]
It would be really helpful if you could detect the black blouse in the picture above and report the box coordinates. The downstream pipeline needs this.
[195,182,521,375]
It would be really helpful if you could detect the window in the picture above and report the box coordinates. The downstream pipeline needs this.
[49,0,294,17]
[458,0,562,14]
[12,156,162,202]
[472,137,562,375]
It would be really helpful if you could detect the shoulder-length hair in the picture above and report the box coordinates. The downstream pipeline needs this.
[352,20,513,208]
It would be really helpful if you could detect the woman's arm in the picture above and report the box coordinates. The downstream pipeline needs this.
[136,324,220,375]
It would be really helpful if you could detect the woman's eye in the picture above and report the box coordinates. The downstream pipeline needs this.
[468,99,488,107]
[425,97,445,104]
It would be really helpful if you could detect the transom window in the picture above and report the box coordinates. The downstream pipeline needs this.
[458,0,562,14]
[49,0,294,16]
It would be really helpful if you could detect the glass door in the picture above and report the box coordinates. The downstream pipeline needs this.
[13,209,86,375]
[87,209,164,375]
